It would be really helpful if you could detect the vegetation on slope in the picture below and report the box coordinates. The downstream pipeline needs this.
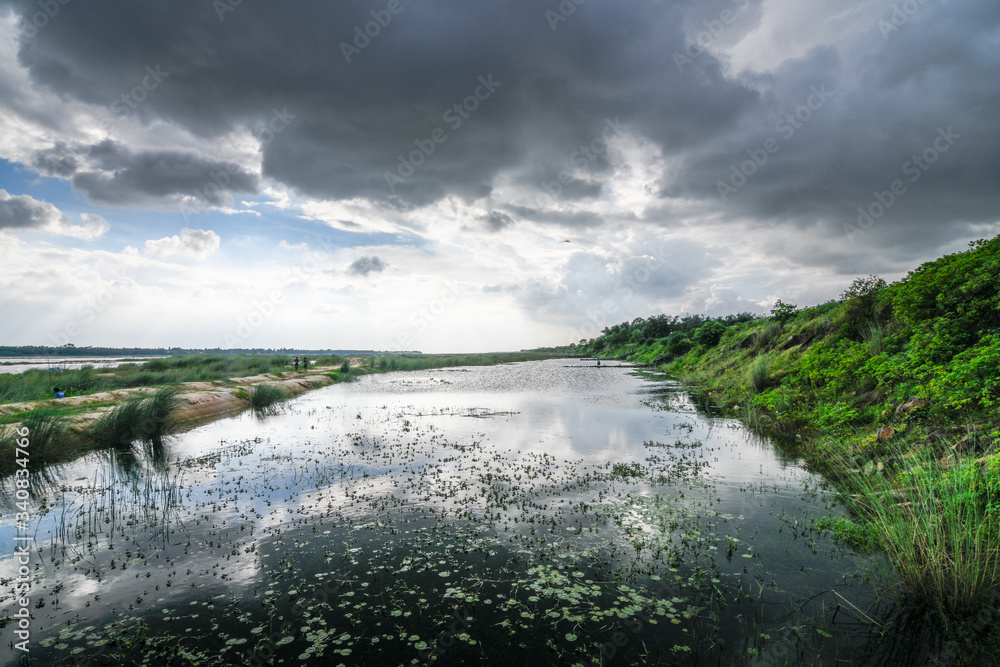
[582,235,1000,631]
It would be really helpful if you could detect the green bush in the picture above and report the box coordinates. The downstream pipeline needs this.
[693,321,726,348]
[664,332,693,356]
[770,299,798,324]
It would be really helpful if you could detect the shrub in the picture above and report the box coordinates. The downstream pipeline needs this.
[770,299,798,324]
[841,275,890,338]
[693,321,726,348]
[663,332,693,357]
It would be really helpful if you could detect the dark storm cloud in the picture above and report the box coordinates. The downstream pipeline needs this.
[0,190,62,229]
[6,0,753,210]
[348,255,387,276]
[4,0,999,265]
[27,140,259,206]
[665,2,1000,252]
[482,210,513,232]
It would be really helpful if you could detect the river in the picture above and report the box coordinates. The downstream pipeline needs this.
[0,359,933,665]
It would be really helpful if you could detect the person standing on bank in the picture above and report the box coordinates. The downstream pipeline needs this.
[294,357,300,371]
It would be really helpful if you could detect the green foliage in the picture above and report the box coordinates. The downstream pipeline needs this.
[0,408,68,463]
[0,354,294,404]
[663,332,693,357]
[860,320,885,356]
[692,321,726,348]
[89,388,179,449]
[840,275,889,339]
[843,451,1000,616]
[248,384,285,413]
[769,299,798,323]
[746,354,771,393]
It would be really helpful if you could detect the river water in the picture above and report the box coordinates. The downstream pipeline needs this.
[0,357,162,375]
[0,359,932,665]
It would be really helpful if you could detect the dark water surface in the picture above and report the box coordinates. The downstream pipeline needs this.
[0,360,928,665]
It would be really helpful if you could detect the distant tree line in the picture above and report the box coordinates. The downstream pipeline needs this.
[586,312,760,356]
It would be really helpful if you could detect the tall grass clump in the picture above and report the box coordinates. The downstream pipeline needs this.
[861,320,885,356]
[248,384,285,414]
[0,409,69,468]
[746,354,771,393]
[89,387,179,449]
[841,450,1000,617]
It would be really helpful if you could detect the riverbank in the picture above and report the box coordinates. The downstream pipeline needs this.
[0,352,566,475]
[583,235,1000,653]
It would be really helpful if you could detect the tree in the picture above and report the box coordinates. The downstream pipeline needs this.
[693,321,726,347]
[770,299,798,323]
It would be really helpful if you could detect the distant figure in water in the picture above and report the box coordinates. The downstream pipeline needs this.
[294,357,300,371]
[596,360,601,367]
[53,387,65,398]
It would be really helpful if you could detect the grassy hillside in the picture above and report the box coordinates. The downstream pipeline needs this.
[583,235,1000,633]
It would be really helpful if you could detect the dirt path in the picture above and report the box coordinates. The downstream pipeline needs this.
[0,366,344,428]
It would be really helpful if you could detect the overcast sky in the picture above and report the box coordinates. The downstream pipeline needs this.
[0,0,997,352]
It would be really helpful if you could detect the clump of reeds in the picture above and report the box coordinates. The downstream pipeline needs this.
[0,408,69,465]
[861,320,885,356]
[837,448,1000,618]
[746,354,772,393]
[89,387,179,449]
[248,384,285,414]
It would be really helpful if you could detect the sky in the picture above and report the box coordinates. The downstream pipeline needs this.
[0,0,997,353]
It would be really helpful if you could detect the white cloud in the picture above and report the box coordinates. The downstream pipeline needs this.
[57,213,110,240]
[144,228,221,259]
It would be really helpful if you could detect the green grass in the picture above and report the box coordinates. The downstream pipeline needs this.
[0,354,292,404]
[746,354,771,393]
[580,233,1000,625]
[88,388,179,449]
[836,448,1000,617]
[248,384,285,413]
[0,408,69,464]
